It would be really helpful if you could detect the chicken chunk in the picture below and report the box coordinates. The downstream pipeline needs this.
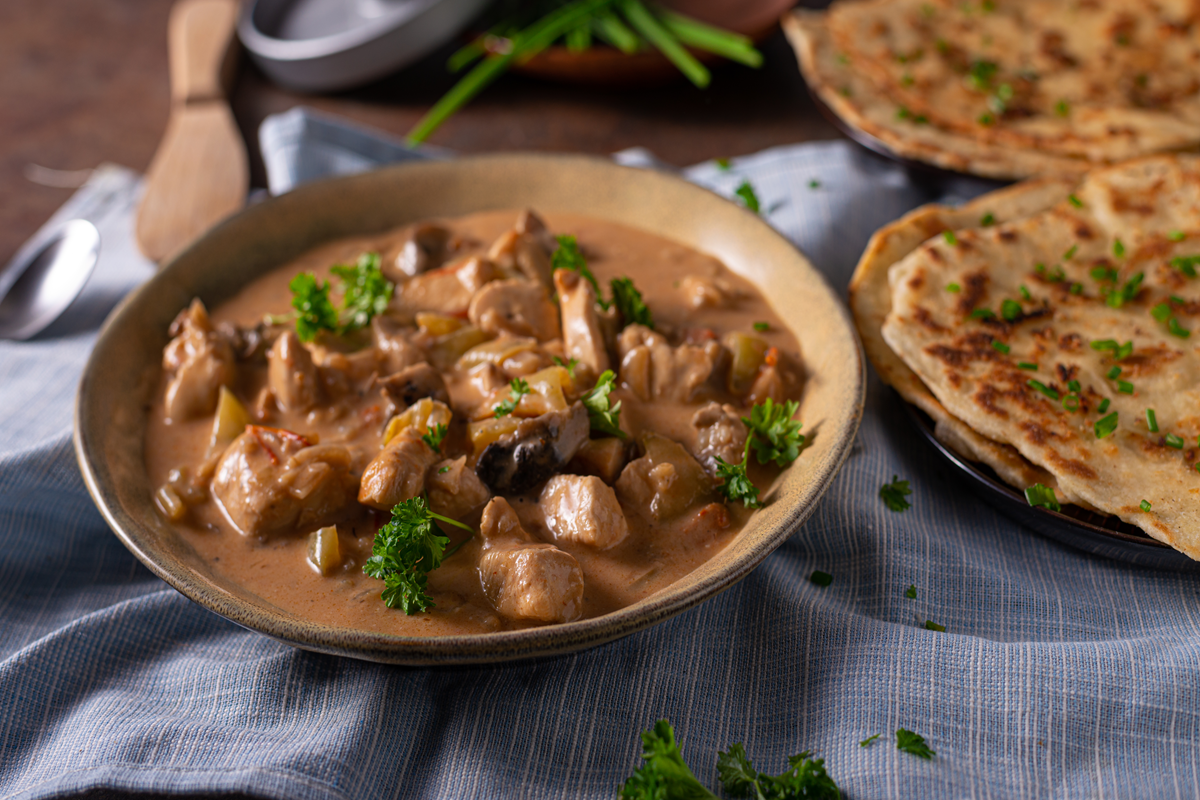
[475,403,590,494]
[357,429,441,510]
[427,456,491,520]
[554,269,610,375]
[617,324,729,403]
[539,474,630,550]
[211,427,356,539]
[397,255,499,317]
[267,330,320,412]
[468,278,560,341]
[162,299,236,422]
[371,315,424,375]
[691,402,749,476]
[615,434,713,522]
[477,497,584,623]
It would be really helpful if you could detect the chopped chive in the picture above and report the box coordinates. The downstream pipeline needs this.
[1151,302,1173,322]
[1140,499,1152,512]
[1019,362,1039,371]
[1095,411,1119,439]
[810,570,833,587]
[943,230,958,245]
[1168,230,1186,242]
[1091,339,1118,351]
[971,308,996,319]
[1020,285,1031,300]
[978,112,995,126]
[1165,433,1185,449]
[1055,99,1070,116]
[1107,365,1122,379]
[991,340,1010,354]
[1001,298,1023,321]
[980,212,996,226]
[1116,341,1134,359]
[1169,318,1191,338]
[1027,379,1058,399]
[1025,483,1061,512]
[924,620,946,632]
[1091,266,1117,282]
[1171,295,1185,304]
[1067,380,1081,392]
[905,585,917,599]
[1147,409,1159,432]
[1036,263,1046,274]
[1113,238,1126,257]
[715,157,730,170]
[1070,282,1084,295]
[1062,393,1080,412]
[860,733,882,747]
[946,282,962,293]
[1117,380,1134,394]
[1172,255,1200,277]
[753,321,770,332]
[809,179,821,189]
[1063,244,1078,260]
[1068,194,1083,208]
[1099,398,1111,413]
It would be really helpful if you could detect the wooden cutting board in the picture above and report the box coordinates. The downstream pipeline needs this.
[136,0,248,264]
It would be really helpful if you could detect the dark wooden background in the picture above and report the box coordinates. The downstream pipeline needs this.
[0,0,840,266]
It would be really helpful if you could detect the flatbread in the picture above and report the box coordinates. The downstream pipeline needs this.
[850,176,1077,493]
[828,0,1200,162]
[882,154,1200,557]
[783,10,1090,180]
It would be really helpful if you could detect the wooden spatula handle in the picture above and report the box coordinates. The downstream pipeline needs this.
[169,0,240,104]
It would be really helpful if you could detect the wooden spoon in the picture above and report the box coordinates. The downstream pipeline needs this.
[136,0,247,264]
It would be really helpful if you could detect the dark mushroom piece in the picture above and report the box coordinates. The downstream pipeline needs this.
[390,222,454,280]
[475,403,590,494]
[377,362,450,411]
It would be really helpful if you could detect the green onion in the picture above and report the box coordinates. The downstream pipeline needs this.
[1027,379,1058,399]
[1113,238,1126,257]
[1070,282,1083,295]
[810,570,833,587]
[1172,255,1200,278]
[943,230,958,245]
[1152,302,1173,322]
[1116,341,1133,360]
[1055,99,1070,116]
[566,20,593,52]
[1165,433,1185,449]
[1169,318,1191,338]
[1020,285,1031,300]
[1117,380,1134,394]
[1141,499,1152,512]
[978,112,995,126]
[1171,295,1185,304]
[620,0,710,87]
[1001,298,1022,321]
[1091,266,1117,282]
[1019,362,1039,371]
[1062,393,1080,412]
[1067,380,1081,392]
[656,8,763,68]
[1025,483,1061,512]
[1063,244,1078,260]
[1095,411,1119,439]
[991,340,1010,354]
[1099,398,1111,413]
[1091,339,1118,351]
[946,282,961,293]
[1068,194,1083,208]
[1107,365,1122,379]
[1147,409,1158,432]
[753,321,769,332]
[971,308,996,320]
[924,620,946,632]
[592,11,640,53]
[1168,230,1186,242]
[980,212,996,226]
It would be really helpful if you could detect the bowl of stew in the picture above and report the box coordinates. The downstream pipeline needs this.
[75,153,864,665]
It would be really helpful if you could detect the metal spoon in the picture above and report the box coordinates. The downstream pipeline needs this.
[0,219,101,340]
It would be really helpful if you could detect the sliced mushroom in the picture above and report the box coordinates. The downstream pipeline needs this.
[554,269,610,375]
[475,402,590,494]
[468,278,560,341]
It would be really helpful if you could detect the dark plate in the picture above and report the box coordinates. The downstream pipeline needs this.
[902,397,1200,572]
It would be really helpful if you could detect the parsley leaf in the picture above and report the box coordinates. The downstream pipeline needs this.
[363,497,471,614]
[493,378,531,418]
[716,742,840,800]
[552,235,609,309]
[611,276,655,329]
[716,441,760,509]
[742,399,804,467]
[860,733,881,747]
[421,422,448,453]
[735,180,761,213]
[896,729,935,760]
[581,370,626,438]
[905,585,917,599]
[619,720,718,800]
[289,273,339,343]
[810,570,833,587]
[880,475,912,512]
[330,252,393,333]
[552,355,579,378]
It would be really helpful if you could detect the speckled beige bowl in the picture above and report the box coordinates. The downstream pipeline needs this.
[75,154,864,665]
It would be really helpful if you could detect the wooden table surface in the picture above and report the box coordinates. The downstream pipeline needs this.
[0,0,841,267]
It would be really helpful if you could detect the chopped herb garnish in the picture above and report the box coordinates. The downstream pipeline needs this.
[1165,433,1186,449]
[1070,282,1084,295]
[421,422,448,453]
[1091,266,1118,282]
[610,276,654,329]
[1169,318,1191,338]
[1055,99,1070,116]
[289,273,338,343]
[1116,340,1134,360]
[1099,398,1111,413]
[977,112,995,126]
[1018,362,1039,371]
[1147,409,1159,432]
[924,620,946,632]
[1141,500,1152,512]
[967,59,998,89]
[1068,380,1081,392]
[715,440,760,509]
[991,340,1010,354]
[860,733,882,747]
[1172,255,1200,278]
[880,475,913,512]
[735,180,760,214]
[946,282,962,293]
[1152,302,1173,322]
[1027,379,1057,399]
[1107,365,1122,379]
[1171,295,1185,305]
[943,230,958,245]
[1063,244,1078,260]
[714,739,840,800]
[1113,238,1126,257]
[809,178,821,189]
[552,355,579,378]
[971,308,996,320]
[980,212,996,226]
[905,585,917,599]
[753,321,770,332]
[810,570,833,587]
[581,370,626,438]
[1106,272,1143,308]
[330,252,394,334]
[743,398,805,467]
[1062,393,1080,412]
[438,465,450,474]
[363,497,472,614]
[552,235,607,307]
[1091,339,1118,351]
[1169,230,1186,242]
[1117,380,1134,394]
[1020,285,1031,300]
[1001,298,1022,321]
[1025,483,1061,512]
[1068,194,1083,208]
[1095,411,1119,439]
[493,378,531,418]
[896,729,936,759]
[715,157,731,170]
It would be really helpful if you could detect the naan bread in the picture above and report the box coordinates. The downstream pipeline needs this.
[850,176,1076,493]
[786,1,1200,179]
[883,155,1200,557]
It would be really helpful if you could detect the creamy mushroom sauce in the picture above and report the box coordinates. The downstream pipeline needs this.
[146,210,803,637]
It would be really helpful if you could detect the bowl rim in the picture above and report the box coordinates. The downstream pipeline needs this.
[74,152,866,664]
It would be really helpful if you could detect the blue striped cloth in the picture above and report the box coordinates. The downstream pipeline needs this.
[4,107,1200,798]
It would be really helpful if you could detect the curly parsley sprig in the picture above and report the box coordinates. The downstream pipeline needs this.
[552,235,610,309]
[582,370,626,438]
[493,378,531,418]
[285,252,394,342]
[715,439,761,509]
[611,276,655,329]
[363,497,472,615]
[742,399,804,467]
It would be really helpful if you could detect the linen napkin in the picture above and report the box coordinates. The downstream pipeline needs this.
[3,107,1200,799]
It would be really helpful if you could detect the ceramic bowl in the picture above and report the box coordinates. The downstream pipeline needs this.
[74,153,865,665]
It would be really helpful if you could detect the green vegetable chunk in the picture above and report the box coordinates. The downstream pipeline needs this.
[1025,483,1061,512]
